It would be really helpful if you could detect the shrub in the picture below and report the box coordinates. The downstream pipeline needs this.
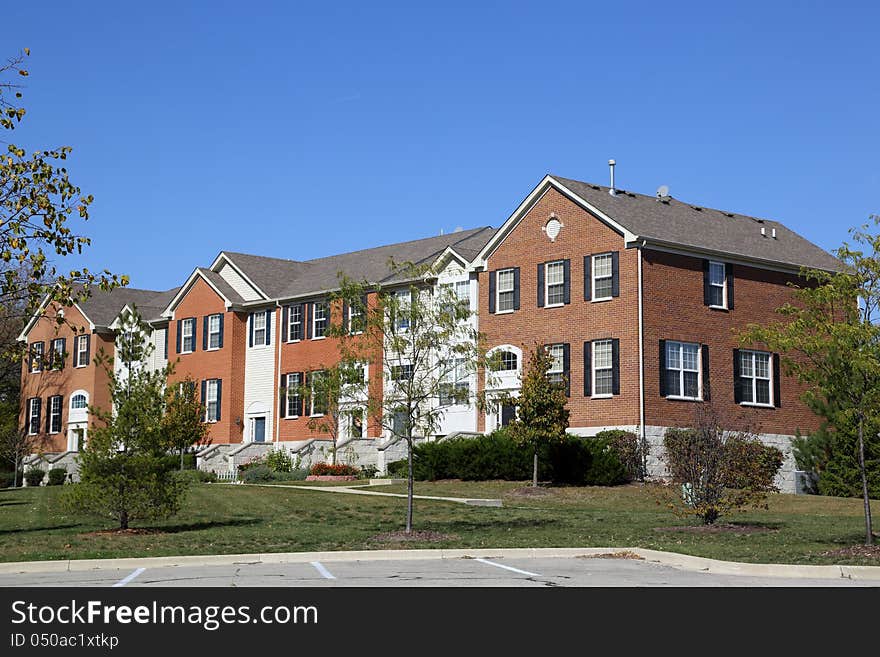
[174,469,217,484]
[47,468,67,486]
[309,462,359,476]
[0,471,20,488]
[358,464,378,479]
[158,453,196,471]
[24,467,45,487]
[237,455,265,473]
[265,448,294,473]
[387,459,407,478]
[241,464,273,483]
[269,469,309,481]
[596,430,648,482]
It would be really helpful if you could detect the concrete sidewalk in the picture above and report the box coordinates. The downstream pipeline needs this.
[1,547,878,581]
[237,481,503,507]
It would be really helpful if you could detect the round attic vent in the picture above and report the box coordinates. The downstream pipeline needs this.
[545,218,562,241]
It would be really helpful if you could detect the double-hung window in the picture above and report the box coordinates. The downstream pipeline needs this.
[181,318,196,353]
[51,338,65,370]
[348,302,364,335]
[288,305,303,341]
[391,364,413,382]
[547,344,565,386]
[593,253,614,300]
[545,261,565,306]
[30,342,44,373]
[27,398,41,435]
[392,290,411,331]
[75,335,90,368]
[252,313,266,346]
[708,261,726,308]
[592,340,614,397]
[207,314,222,350]
[739,350,772,406]
[312,302,328,338]
[205,379,220,423]
[346,409,365,438]
[440,358,470,406]
[496,269,515,312]
[48,396,62,434]
[665,341,701,400]
[285,372,302,417]
[310,370,327,416]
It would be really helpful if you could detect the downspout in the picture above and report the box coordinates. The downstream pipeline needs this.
[275,301,282,443]
[638,243,646,441]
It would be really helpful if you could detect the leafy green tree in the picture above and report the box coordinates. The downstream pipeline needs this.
[332,262,486,534]
[162,375,210,470]
[1,49,126,322]
[742,216,880,545]
[64,309,185,530]
[502,344,570,487]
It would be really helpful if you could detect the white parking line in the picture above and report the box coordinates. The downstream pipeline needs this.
[474,558,541,577]
[310,561,336,580]
[112,567,146,587]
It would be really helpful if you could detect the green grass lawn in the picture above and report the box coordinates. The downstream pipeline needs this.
[0,481,877,565]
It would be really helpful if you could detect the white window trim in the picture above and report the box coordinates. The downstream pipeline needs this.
[592,253,614,303]
[207,314,222,351]
[665,341,703,401]
[252,312,267,348]
[496,268,516,314]
[547,344,564,384]
[27,399,40,435]
[48,396,62,434]
[287,305,303,343]
[181,318,196,354]
[708,260,728,310]
[348,304,364,336]
[285,373,302,419]
[544,260,565,308]
[70,393,88,410]
[205,379,220,423]
[309,371,326,417]
[30,342,44,373]
[74,335,89,368]
[739,350,774,407]
[51,339,64,368]
[312,302,328,340]
[346,407,366,438]
[591,339,614,399]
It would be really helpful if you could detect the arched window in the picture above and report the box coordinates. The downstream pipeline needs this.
[498,351,518,371]
[70,393,88,410]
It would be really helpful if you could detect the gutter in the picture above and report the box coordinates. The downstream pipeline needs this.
[638,245,646,443]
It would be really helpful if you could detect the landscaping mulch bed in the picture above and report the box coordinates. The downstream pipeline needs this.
[821,545,880,560]
[578,551,644,560]
[368,530,454,544]
[654,523,778,535]
[509,486,554,498]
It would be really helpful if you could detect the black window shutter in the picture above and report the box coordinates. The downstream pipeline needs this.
[27,345,33,372]
[203,316,208,350]
[35,398,41,431]
[342,300,349,334]
[265,310,272,346]
[216,379,222,422]
[280,374,287,418]
[563,343,570,397]
[248,313,254,347]
[305,303,312,340]
[513,267,520,310]
[733,349,742,403]
[200,380,207,422]
[176,320,182,354]
[583,341,592,397]
[487,271,496,313]
[702,260,711,306]
[46,397,52,433]
[611,251,620,298]
[701,344,710,401]
[163,328,168,360]
[583,255,592,301]
[562,259,571,304]
[218,314,224,349]
[726,263,735,310]
[47,342,53,370]
[612,338,620,395]
[659,339,667,397]
[189,318,197,351]
[537,263,545,307]
[60,338,67,369]
[303,371,310,414]
[773,353,781,408]
[282,306,289,342]
[297,372,304,416]
[84,336,90,367]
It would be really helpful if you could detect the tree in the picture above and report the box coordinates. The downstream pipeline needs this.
[501,344,570,487]
[162,375,210,470]
[63,309,185,530]
[333,262,486,534]
[1,49,126,322]
[741,216,880,545]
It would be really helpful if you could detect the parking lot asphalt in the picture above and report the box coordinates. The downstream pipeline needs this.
[1,555,876,587]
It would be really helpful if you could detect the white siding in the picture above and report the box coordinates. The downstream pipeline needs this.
[243,309,277,442]
[147,327,167,372]
[217,262,262,301]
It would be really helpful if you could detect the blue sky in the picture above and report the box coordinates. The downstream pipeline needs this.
[7,1,879,292]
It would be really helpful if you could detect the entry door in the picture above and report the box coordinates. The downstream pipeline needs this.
[252,417,266,443]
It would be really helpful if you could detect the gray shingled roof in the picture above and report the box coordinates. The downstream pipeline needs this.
[551,175,840,271]
[77,286,178,327]
[224,226,497,300]
[196,268,246,305]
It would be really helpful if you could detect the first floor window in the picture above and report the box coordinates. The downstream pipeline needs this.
[70,393,87,410]
[285,373,302,417]
[666,341,700,399]
[75,334,90,367]
[27,398,41,435]
[740,350,772,405]
[547,344,565,386]
[312,302,328,338]
[392,409,409,438]
[391,363,413,381]
[440,358,470,406]
[493,350,518,372]
[592,340,613,396]
[48,396,62,434]
[205,379,220,422]
[310,370,327,415]
[545,260,565,306]
[347,409,365,438]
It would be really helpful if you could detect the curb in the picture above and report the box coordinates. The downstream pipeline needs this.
[1,547,878,580]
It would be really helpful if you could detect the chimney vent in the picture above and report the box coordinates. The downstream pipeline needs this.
[608,159,617,196]
[771,228,777,239]
[761,226,766,237]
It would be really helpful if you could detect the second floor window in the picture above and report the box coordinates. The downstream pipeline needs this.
[497,269,515,312]
[593,253,613,300]
[207,314,222,349]
[440,358,470,406]
[27,398,41,435]
[592,340,614,396]
[181,318,196,353]
[310,370,328,416]
[50,338,65,370]
[665,341,700,400]
[391,363,414,382]
[312,302,328,338]
[48,395,62,434]
[547,344,565,386]
[204,379,220,423]
[284,372,302,417]
[545,261,565,306]
[288,304,303,341]
[74,335,90,368]
[30,342,44,373]
[252,312,266,346]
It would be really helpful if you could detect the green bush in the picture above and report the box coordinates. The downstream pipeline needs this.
[0,471,20,488]
[241,464,273,483]
[158,453,196,471]
[24,467,45,487]
[269,469,309,481]
[596,429,646,482]
[174,469,217,483]
[387,459,407,477]
[47,468,67,486]
[265,448,294,473]
[543,436,628,486]
[359,464,378,479]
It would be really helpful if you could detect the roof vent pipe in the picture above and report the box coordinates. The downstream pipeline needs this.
[761,226,766,237]
[608,159,617,196]
[771,228,777,239]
